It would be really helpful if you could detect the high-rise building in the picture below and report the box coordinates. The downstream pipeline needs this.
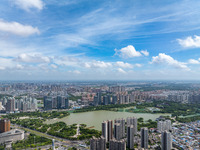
[165,120,172,131]
[44,96,53,110]
[115,118,125,138]
[109,139,126,150]
[108,120,113,141]
[57,96,63,109]
[65,98,69,109]
[52,97,57,109]
[141,127,148,149]
[114,123,121,140]
[127,117,137,135]
[103,96,108,105]
[93,96,98,106]
[0,119,10,133]
[108,95,111,104]
[97,92,102,105]
[161,131,172,150]
[6,99,15,112]
[90,136,106,150]
[102,120,113,142]
[112,95,118,104]
[127,125,134,149]
[102,121,108,142]
[157,120,172,133]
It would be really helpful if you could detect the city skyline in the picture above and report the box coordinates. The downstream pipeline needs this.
[1,0,200,80]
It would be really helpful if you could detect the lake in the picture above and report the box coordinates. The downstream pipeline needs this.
[45,110,170,130]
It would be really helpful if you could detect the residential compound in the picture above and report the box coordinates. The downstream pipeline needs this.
[0,96,38,113]
[91,118,175,150]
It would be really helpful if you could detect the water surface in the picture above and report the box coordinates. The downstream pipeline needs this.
[45,110,170,130]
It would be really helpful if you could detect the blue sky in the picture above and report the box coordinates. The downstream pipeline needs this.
[1,0,200,80]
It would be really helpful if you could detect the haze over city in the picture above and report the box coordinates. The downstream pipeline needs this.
[1,0,200,80]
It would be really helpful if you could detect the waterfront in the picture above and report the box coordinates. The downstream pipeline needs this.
[45,110,170,130]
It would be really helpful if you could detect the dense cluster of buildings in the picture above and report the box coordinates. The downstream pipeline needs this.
[172,121,200,149]
[44,96,69,110]
[90,117,173,150]
[0,96,38,113]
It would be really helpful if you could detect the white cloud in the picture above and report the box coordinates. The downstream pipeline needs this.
[13,0,44,11]
[51,64,58,69]
[177,35,200,48]
[115,61,133,68]
[0,20,40,36]
[188,59,200,64]
[141,50,149,56]
[134,63,142,67]
[0,58,14,69]
[16,64,24,69]
[150,53,190,71]
[15,53,50,63]
[115,45,142,58]
[117,68,126,74]
[115,45,149,58]
[84,61,112,68]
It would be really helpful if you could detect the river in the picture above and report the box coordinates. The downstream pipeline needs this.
[45,110,170,130]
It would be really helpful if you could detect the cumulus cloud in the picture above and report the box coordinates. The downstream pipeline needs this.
[115,45,149,58]
[0,20,40,36]
[115,61,133,68]
[150,53,190,71]
[141,50,149,56]
[188,59,200,64]
[115,45,141,58]
[54,56,80,67]
[15,53,50,63]
[13,0,44,11]
[177,35,200,48]
[117,68,126,74]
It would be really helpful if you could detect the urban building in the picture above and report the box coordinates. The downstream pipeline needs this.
[0,129,24,144]
[93,96,98,106]
[57,96,63,109]
[115,118,125,138]
[6,99,15,112]
[112,95,118,104]
[103,96,108,105]
[102,120,113,142]
[65,98,69,109]
[0,119,10,133]
[114,123,121,140]
[141,127,148,149]
[90,136,106,150]
[127,117,137,135]
[157,120,172,132]
[127,125,134,149]
[44,96,53,110]
[161,131,172,150]
[102,121,108,142]
[109,138,126,150]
